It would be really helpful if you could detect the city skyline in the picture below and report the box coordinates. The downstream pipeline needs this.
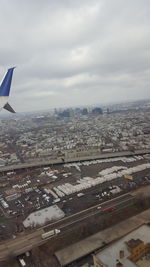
[0,0,150,112]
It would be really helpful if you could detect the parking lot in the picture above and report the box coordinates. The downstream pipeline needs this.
[0,155,150,239]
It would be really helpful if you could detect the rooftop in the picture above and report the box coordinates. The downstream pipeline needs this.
[126,238,143,249]
[23,204,65,228]
[55,209,150,266]
[95,225,150,267]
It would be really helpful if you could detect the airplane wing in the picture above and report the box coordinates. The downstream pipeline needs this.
[0,67,16,113]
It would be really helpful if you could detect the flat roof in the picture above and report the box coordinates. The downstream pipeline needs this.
[137,257,150,267]
[55,209,150,266]
[96,224,150,267]
[23,205,65,228]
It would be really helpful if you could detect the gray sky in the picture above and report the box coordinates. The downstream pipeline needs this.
[0,0,150,112]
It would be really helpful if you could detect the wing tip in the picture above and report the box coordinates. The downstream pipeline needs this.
[3,102,16,113]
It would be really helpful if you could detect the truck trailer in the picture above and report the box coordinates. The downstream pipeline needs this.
[41,229,60,239]
[18,258,26,267]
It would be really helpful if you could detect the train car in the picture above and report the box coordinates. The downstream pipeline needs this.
[41,229,60,239]
[101,206,116,213]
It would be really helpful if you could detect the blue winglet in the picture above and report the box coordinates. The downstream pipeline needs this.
[0,67,16,96]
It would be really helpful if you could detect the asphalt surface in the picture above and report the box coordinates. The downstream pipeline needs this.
[55,209,150,266]
[44,193,134,232]
[0,149,149,172]
[0,193,135,261]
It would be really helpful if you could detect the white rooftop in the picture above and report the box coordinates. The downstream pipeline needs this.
[96,225,150,267]
[23,205,65,228]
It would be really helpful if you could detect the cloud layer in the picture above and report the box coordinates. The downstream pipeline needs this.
[0,0,150,111]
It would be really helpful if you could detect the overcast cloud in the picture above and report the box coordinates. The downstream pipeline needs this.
[0,0,150,112]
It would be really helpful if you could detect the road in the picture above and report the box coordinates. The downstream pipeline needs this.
[0,149,149,173]
[44,193,134,232]
[0,193,135,261]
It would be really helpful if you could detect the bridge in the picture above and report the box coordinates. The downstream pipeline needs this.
[0,149,150,173]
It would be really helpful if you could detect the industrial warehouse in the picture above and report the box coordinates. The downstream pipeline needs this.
[0,102,150,266]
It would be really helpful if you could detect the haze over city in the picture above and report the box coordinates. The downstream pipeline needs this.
[0,1,150,267]
[0,0,150,112]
